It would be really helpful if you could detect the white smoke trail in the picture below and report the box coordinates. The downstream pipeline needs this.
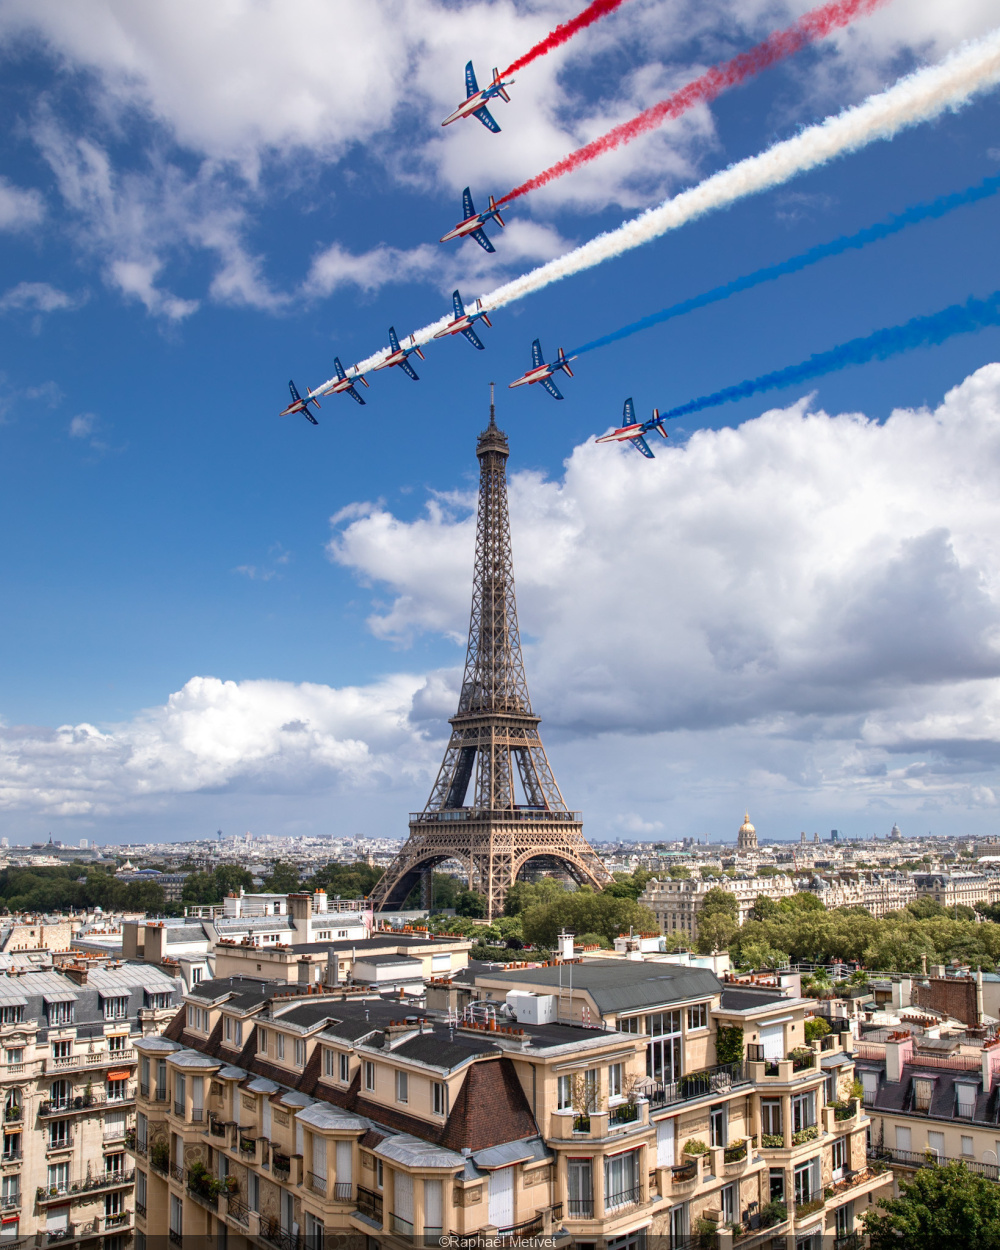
[312,27,1000,397]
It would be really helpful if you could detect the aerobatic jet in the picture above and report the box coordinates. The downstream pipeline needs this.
[595,397,669,458]
[371,327,425,381]
[432,290,493,350]
[279,380,321,424]
[508,339,576,400]
[319,357,370,406]
[441,62,514,133]
[440,187,506,253]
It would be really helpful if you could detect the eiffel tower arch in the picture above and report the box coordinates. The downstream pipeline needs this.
[369,395,611,920]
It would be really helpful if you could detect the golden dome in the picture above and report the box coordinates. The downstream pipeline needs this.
[739,810,756,837]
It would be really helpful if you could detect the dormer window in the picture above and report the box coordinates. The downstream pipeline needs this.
[956,1083,977,1118]
[913,1078,933,1113]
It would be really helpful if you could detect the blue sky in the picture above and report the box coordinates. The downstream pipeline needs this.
[2,0,1000,845]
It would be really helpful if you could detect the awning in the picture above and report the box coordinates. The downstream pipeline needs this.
[106,1069,132,1082]
[41,992,75,1004]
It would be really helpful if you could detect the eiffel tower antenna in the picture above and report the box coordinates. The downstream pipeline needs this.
[369,394,611,919]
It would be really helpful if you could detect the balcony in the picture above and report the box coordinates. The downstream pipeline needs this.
[259,1217,303,1250]
[604,1184,642,1213]
[496,1207,563,1243]
[35,1170,134,1204]
[391,1214,413,1236]
[135,1203,146,1220]
[794,1196,825,1223]
[646,1061,749,1110]
[225,1195,250,1227]
[307,1172,327,1194]
[356,1186,383,1225]
[333,1182,353,1202]
[567,1198,594,1219]
[1,1152,21,1167]
[46,1225,76,1245]
[43,1050,136,1074]
[0,1195,20,1212]
[272,1151,290,1181]
[608,1102,641,1129]
[39,1089,136,1117]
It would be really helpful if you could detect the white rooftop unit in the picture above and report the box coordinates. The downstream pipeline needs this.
[505,991,557,1025]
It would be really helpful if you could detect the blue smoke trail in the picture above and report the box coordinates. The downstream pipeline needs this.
[659,290,1000,420]
[569,174,1000,358]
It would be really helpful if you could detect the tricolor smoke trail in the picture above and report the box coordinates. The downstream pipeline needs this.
[502,0,629,77]
[317,29,1000,394]
[497,0,888,206]
[570,173,1000,357]
[658,290,1000,421]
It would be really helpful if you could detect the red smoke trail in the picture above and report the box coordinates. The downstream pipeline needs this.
[498,0,887,205]
[502,0,630,77]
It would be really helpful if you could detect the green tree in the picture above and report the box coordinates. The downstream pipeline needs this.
[604,869,654,901]
[750,896,780,922]
[455,889,487,918]
[701,888,738,919]
[667,866,691,880]
[503,877,568,916]
[696,912,738,954]
[521,889,657,947]
[715,1024,744,1065]
[804,1017,831,1044]
[306,861,384,900]
[261,861,302,893]
[906,897,947,919]
[777,892,825,914]
[864,1160,1000,1250]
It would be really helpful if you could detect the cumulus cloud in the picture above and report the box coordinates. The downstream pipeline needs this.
[0,176,45,230]
[0,282,83,314]
[0,674,441,817]
[329,364,1000,819]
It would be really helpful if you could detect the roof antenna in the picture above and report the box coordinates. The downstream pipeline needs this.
[489,381,496,426]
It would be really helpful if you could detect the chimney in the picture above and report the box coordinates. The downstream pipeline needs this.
[920,953,928,976]
[297,957,311,985]
[977,967,985,1027]
[62,965,88,986]
[287,894,313,923]
[327,951,339,988]
[885,1032,913,1083]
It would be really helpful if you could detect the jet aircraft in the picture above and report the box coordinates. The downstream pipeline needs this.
[432,290,493,350]
[371,327,425,381]
[441,62,514,133]
[279,380,321,424]
[595,397,669,458]
[319,357,370,406]
[440,187,506,253]
[508,339,576,400]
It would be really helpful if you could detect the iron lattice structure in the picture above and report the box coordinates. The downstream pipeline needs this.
[370,400,611,919]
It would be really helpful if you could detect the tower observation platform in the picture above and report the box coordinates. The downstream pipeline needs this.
[369,397,610,920]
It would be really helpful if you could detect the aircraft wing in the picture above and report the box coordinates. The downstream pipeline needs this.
[399,358,420,381]
[629,434,654,458]
[388,326,401,353]
[473,105,501,133]
[303,412,319,425]
[461,326,485,350]
[462,187,475,220]
[470,227,495,254]
[541,376,564,400]
[333,357,347,382]
[465,61,479,98]
[622,397,636,426]
[346,385,366,406]
[531,339,543,368]
[451,290,465,319]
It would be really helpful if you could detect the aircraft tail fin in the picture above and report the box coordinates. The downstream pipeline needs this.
[480,312,492,328]
[357,373,370,388]
[558,349,573,377]
[489,195,505,228]
[651,409,668,439]
[388,326,401,353]
[492,68,511,102]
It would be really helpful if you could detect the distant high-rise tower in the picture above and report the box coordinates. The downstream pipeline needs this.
[737,811,758,852]
[369,399,611,919]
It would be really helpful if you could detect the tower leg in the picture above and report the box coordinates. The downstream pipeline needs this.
[420,867,433,911]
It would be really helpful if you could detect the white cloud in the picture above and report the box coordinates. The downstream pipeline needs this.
[0,282,80,314]
[0,674,439,817]
[69,412,95,438]
[329,363,1000,822]
[0,176,45,230]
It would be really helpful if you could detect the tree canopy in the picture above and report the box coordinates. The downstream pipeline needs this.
[520,888,657,947]
[864,1161,1000,1250]
[0,864,174,915]
[181,865,253,905]
[305,861,384,900]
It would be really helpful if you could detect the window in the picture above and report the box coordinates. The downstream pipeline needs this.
[169,1194,183,1239]
[567,1159,593,1218]
[340,1053,350,1084]
[258,1030,268,1055]
[49,1121,69,1149]
[50,1080,70,1111]
[4,1051,21,1066]
[432,1082,446,1116]
[103,997,128,1021]
[234,1021,243,1047]
[957,1084,977,1117]
[109,1034,126,1053]
[174,1073,186,1115]
[395,1070,408,1104]
[192,968,203,984]
[720,1183,735,1224]
[557,1075,572,1110]
[669,1204,688,1240]
[107,1079,127,1103]
[1,1174,19,1206]
[47,1162,69,1194]
[47,1002,74,1026]
[106,1152,124,1177]
[760,1099,782,1137]
[187,1007,198,1030]
[323,1049,333,1077]
[0,1009,22,1026]
[769,1168,784,1201]
[364,1062,375,1092]
[337,930,348,939]
[3,1134,20,1161]
[861,1071,879,1104]
[276,1034,285,1061]
[831,1138,846,1179]
[608,1064,623,1099]
[895,1126,911,1152]
[306,1213,325,1250]
[294,1039,306,1068]
[835,1202,853,1238]
[709,1104,727,1148]
[105,1190,124,1218]
[646,1011,682,1083]
[687,1003,708,1031]
[146,993,172,1010]
[927,1131,944,1160]
[604,1149,640,1210]
[962,1135,974,1157]
[224,1017,232,1043]
[375,1158,384,1190]
[914,1078,933,1112]
[136,1113,147,1153]
[791,1091,815,1132]
[618,1016,642,1034]
[793,1159,815,1206]
[52,1041,71,1059]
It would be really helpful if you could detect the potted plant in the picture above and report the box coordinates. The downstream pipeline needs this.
[683,1139,709,1157]
[73,1097,83,1110]
[82,1080,93,1108]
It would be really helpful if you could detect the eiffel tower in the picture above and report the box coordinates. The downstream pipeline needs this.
[370,393,611,920]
